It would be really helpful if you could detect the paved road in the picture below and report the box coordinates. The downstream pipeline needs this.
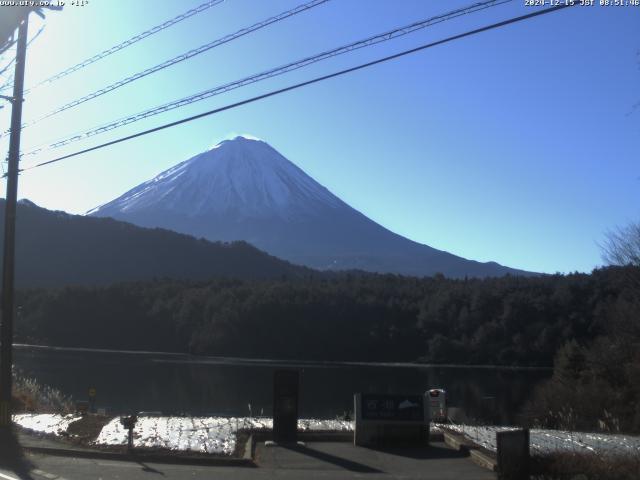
[255,441,495,479]
[0,441,495,480]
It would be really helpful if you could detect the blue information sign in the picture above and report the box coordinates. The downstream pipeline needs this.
[360,394,424,422]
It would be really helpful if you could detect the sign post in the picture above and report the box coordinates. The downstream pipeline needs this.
[497,429,530,480]
[273,370,299,444]
[88,387,96,414]
[354,393,429,446]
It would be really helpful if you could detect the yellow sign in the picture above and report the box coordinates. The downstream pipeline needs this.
[88,388,96,397]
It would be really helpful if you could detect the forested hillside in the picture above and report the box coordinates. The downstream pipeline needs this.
[0,200,309,287]
[15,266,635,366]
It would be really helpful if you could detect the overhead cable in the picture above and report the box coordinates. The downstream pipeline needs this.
[21,0,513,157]
[16,0,330,130]
[18,3,576,174]
[2,0,226,94]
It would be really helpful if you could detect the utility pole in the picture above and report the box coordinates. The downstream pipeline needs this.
[0,14,29,429]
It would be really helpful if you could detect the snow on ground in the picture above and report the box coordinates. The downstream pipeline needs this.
[95,417,239,455]
[298,418,354,432]
[13,413,81,435]
[20,413,637,459]
[11,412,354,455]
[440,424,640,457]
[94,416,354,455]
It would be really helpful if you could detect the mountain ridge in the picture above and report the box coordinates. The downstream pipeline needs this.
[1,198,310,288]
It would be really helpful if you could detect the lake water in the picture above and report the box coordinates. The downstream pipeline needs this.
[14,345,551,423]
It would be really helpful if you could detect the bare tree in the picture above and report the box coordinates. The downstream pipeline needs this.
[601,221,640,267]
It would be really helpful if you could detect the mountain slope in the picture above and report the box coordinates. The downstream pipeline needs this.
[90,136,533,278]
[1,199,308,288]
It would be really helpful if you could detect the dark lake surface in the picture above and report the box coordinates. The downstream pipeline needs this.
[14,345,551,423]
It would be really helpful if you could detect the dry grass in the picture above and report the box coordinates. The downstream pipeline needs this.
[531,451,640,480]
[12,369,73,414]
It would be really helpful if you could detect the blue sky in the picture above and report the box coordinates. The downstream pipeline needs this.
[0,0,638,274]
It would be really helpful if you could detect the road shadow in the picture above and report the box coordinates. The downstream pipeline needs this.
[281,443,383,473]
[0,428,35,479]
[367,442,470,460]
[135,460,165,475]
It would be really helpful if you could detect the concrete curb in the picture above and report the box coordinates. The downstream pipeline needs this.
[442,430,498,472]
[251,431,353,443]
[243,434,254,461]
[443,431,470,452]
[469,448,497,472]
[22,444,256,467]
[19,429,354,467]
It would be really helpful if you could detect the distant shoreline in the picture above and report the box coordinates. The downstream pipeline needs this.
[14,343,553,371]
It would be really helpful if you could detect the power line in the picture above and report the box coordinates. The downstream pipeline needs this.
[0,57,16,80]
[0,24,45,89]
[20,0,513,158]
[15,0,330,132]
[0,73,13,93]
[18,3,576,175]
[0,55,16,80]
[0,40,15,58]
[0,0,225,94]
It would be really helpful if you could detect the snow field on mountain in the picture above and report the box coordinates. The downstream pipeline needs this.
[91,136,341,219]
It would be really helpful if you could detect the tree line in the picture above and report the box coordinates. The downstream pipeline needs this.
[14,266,636,366]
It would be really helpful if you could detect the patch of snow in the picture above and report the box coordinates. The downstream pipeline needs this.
[13,413,81,435]
[209,133,262,149]
[298,418,354,432]
[439,424,640,457]
[95,416,354,455]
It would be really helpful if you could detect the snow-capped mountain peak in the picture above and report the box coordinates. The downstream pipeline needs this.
[88,136,341,219]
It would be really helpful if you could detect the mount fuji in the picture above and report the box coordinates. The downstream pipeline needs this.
[89,136,531,278]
